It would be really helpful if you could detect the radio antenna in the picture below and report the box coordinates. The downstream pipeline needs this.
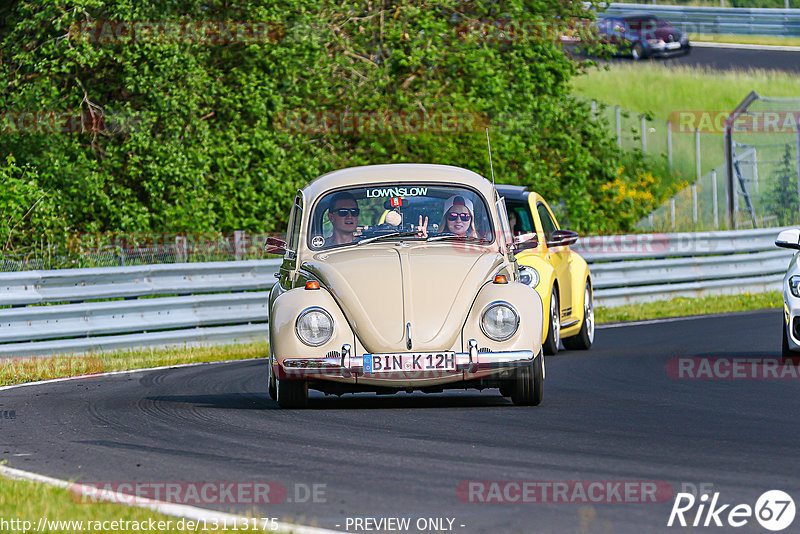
[486,127,495,185]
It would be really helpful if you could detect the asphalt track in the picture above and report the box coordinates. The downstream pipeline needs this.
[608,45,800,72]
[2,309,799,533]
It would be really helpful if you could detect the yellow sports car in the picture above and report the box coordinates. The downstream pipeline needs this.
[497,185,594,354]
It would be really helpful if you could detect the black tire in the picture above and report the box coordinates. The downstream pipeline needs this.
[276,378,308,409]
[542,286,560,355]
[783,320,793,360]
[631,42,645,60]
[511,351,544,406]
[267,353,277,401]
[563,281,594,351]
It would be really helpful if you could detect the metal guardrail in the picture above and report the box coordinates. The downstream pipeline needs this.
[601,3,800,36]
[0,260,281,357]
[575,226,795,307]
[0,227,793,355]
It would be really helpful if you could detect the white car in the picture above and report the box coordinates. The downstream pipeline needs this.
[776,229,800,358]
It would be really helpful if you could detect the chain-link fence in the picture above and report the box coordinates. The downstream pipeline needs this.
[631,93,800,232]
[0,231,284,272]
[725,94,800,229]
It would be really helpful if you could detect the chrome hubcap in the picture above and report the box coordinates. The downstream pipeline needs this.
[585,285,595,343]
[551,291,560,346]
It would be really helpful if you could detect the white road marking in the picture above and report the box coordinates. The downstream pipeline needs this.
[693,41,800,52]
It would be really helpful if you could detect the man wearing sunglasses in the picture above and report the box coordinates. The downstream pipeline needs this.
[326,193,361,245]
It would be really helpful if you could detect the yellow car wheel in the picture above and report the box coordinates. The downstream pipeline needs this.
[563,281,594,351]
[543,286,560,355]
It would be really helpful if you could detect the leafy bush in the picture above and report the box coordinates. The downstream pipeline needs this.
[0,0,670,255]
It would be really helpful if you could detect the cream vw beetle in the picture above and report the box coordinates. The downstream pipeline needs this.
[266,164,544,408]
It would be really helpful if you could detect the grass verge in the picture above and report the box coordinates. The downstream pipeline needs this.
[0,341,267,387]
[0,473,290,533]
[596,291,782,323]
[0,477,231,534]
[572,64,800,121]
[691,33,800,47]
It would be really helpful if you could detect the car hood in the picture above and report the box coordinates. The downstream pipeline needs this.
[302,244,504,353]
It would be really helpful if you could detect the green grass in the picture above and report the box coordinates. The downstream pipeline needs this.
[0,476,212,533]
[0,474,294,533]
[0,342,267,387]
[691,33,800,47]
[573,64,800,231]
[596,291,783,323]
[572,64,800,121]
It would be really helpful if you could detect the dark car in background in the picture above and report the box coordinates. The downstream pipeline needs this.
[597,13,691,60]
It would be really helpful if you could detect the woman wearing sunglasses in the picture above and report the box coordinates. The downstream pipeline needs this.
[415,195,478,239]
[439,195,477,238]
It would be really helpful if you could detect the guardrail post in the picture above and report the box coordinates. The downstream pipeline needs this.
[695,129,701,183]
[175,236,187,263]
[712,169,719,229]
[667,121,673,171]
[234,230,245,261]
[671,198,676,230]
[591,100,596,121]
[641,115,647,153]
[616,106,621,148]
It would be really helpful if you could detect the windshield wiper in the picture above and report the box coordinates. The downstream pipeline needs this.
[357,230,421,246]
[426,234,492,243]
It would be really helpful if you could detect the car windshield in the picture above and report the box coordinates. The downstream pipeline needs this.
[308,184,494,249]
[625,17,659,32]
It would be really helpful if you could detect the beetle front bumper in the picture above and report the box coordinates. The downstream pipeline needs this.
[277,339,536,380]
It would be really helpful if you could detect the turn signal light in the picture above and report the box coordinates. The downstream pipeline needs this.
[493,275,508,284]
[305,281,320,290]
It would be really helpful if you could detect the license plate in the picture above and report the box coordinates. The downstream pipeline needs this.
[666,42,680,50]
[363,352,456,374]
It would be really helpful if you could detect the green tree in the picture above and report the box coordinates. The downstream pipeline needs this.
[765,145,800,226]
[0,0,668,255]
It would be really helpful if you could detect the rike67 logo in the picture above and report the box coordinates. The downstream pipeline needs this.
[668,490,795,531]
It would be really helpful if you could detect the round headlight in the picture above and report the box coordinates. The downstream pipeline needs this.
[295,308,334,346]
[481,302,519,341]
[518,266,540,288]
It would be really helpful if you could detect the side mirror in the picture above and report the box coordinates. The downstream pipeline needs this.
[265,236,286,255]
[513,232,539,252]
[547,229,579,247]
[776,229,800,250]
